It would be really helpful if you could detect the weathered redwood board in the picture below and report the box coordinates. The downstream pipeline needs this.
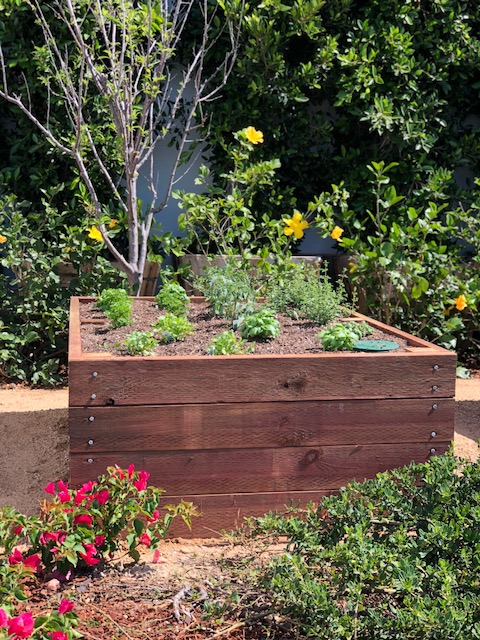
[69,297,456,536]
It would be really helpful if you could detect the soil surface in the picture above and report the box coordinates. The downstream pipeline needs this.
[21,537,293,640]
[80,299,408,357]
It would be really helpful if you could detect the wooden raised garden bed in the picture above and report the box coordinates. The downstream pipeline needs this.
[69,296,456,537]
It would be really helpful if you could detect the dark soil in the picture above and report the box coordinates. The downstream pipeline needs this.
[80,299,408,357]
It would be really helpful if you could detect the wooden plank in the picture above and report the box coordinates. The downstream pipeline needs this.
[164,490,332,538]
[68,297,82,359]
[68,351,456,406]
[70,441,450,494]
[69,398,454,453]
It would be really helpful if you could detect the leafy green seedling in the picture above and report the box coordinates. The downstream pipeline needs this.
[241,307,280,340]
[152,313,194,343]
[318,321,370,351]
[207,330,254,355]
[155,282,189,316]
[122,331,157,355]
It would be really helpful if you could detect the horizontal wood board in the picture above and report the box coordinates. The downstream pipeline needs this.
[70,398,453,453]
[69,354,455,406]
[70,442,449,495]
[164,490,333,538]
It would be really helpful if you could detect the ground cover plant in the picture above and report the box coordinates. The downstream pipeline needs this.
[0,465,196,640]
[246,450,480,639]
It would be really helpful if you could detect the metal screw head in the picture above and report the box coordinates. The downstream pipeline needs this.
[87,439,94,446]
[432,403,438,410]
[430,431,437,438]
[433,364,440,371]
[88,416,95,422]
[92,371,98,378]
[90,393,97,400]
[431,385,438,392]
[430,448,436,454]
[87,458,94,464]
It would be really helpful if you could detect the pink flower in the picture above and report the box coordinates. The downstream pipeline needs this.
[23,554,41,571]
[58,490,70,503]
[94,490,109,504]
[58,598,74,615]
[51,633,68,640]
[7,612,34,638]
[0,609,8,627]
[133,470,150,492]
[13,524,23,535]
[44,482,56,495]
[94,535,106,547]
[73,514,93,527]
[152,549,161,564]
[58,480,68,492]
[74,491,87,505]
[128,464,135,479]
[9,548,23,565]
[81,481,96,492]
[140,533,151,547]
[79,543,99,566]
[147,509,160,522]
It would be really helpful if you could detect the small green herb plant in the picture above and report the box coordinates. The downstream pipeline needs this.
[266,263,350,325]
[97,288,132,328]
[319,321,370,351]
[241,308,280,340]
[208,330,254,355]
[195,262,257,323]
[155,282,189,316]
[153,313,194,343]
[122,331,157,355]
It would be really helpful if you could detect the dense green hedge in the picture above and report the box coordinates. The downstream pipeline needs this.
[202,0,480,215]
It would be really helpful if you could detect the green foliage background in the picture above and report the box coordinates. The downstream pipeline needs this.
[195,0,480,365]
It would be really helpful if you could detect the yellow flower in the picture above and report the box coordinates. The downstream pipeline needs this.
[454,294,467,311]
[245,126,264,145]
[283,210,309,239]
[0,234,6,243]
[87,226,103,242]
[330,226,344,240]
[109,219,117,229]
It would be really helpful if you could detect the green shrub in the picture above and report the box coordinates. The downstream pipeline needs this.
[249,451,480,639]
[311,162,479,365]
[0,196,123,385]
[241,308,280,340]
[122,331,157,355]
[155,282,189,316]
[207,330,254,355]
[319,321,370,351]
[153,313,194,343]
[266,263,350,325]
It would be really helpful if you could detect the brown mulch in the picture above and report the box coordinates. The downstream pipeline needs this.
[18,539,297,640]
[80,299,407,357]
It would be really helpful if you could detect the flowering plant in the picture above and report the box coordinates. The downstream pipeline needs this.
[0,465,197,639]
[173,127,307,274]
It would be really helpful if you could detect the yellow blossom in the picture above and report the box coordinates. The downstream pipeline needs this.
[283,210,309,239]
[88,226,103,242]
[454,294,467,311]
[109,219,117,229]
[0,234,6,244]
[330,226,344,240]
[245,126,264,144]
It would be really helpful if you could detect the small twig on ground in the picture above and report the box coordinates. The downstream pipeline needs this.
[88,602,137,640]
[172,584,192,623]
